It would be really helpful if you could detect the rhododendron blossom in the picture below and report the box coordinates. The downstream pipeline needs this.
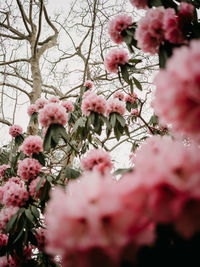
[20,135,43,156]
[129,0,148,9]
[0,206,19,231]
[81,92,107,116]
[27,104,38,116]
[108,14,133,44]
[106,99,126,116]
[131,109,139,116]
[9,125,23,138]
[1,179,28,207]
[45,172,153,265]
[153,40,200,139]
[135,7,165,54]
[84,80,93,89]
[81,149,113,174]
[35,98,48,110]
[0,233,8,249]
[29,176,46,199]
[125,93,138,104]
[0,164,10,178]
[163,8,184,44]
[113,91,124,101]
[105,49,129,73]
[39,103,68,128]
[178,2,194,22]
[131,136,200,229]
[61,101,74,112]
[17,158,41,181]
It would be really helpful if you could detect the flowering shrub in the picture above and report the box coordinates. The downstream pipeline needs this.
[81,91,107,116]
[17,158,41,181]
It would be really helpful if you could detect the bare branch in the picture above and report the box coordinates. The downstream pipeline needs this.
[0,118,11,126]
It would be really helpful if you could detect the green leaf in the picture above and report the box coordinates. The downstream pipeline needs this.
[15,134,24,147]
[114,168,133,175]
[116,114,126,127]
[32,152,45,166]
[128,58,142,65]
[34,176,45,198]
[43,126,52,152]
[5,213,18,233]
[149,115,158,126]
[25,208,34,223]
[72,117,87,134]
[110,113,116,128]
[65,167,81,179]
[114,126,121,141]
[133,77,142,91]
[124,125,130,137]
[159,45,168,68]
[120,65,130,84]
[30,206,40,219]
[30,112,38,124]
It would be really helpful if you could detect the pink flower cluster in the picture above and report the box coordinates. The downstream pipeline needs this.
[29,176,46,199]
[131,136,200,238]
[105,49,129,73]
[0,206,19,231]
[84,80,93,89]
[113,91,124,101]
[0,164,10,178]
[17,158,41,181]
[0,256,16,267]
[27,104,38,117]
[108,14,133,44]
[131,108,139,116]
[106,99,126,116]
[35,98,48,110]
[20,135,43,156]
[129,0,148,9]
[39,103,68,128]
[125,93,138,104]
[81,149,113,174]
[153,40,200,140]
[35,228,46,250]
[61,101,74,112]
[81,91,107,116]
[135,5,194,54]
[9,125,23,138]
[0,178,28,207]
[45,172,154,266]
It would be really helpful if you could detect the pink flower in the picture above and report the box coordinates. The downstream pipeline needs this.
[84,80,93,89]
[106,99,126,116]
[35,98,48,110]
[81,149,113,174]
[1,179,29,207]
[129,0,148,9]
[105,49,129,73]
[153,40,200,140]
[163,8,184,44]
[125,93,138,104]
[20,135,43,156]
[39,103,68,128]
[49,96,60,103]
[108,14,133,44]
[132,136,200,224]
[9,125,23,138]
[131,109,139,116]
[61,101,74,112]
[179,2,194,20]
[113,91,124,101]
[45,172,143,263]
[82,90,92,99]
[0,206,19,231]
[17,158,41,181]
[0,233,8,248]
[27,104,38,116]
[0,164,10,178]
[29,176,46,199]
[0,256,16,267]
[135,7,165,54]
[81,92,107,116]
